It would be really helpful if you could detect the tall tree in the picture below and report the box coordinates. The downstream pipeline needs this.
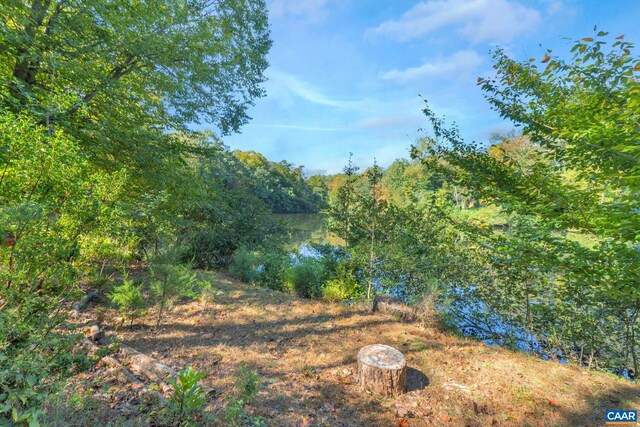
[0,0,271,174]
[417,32,640,373]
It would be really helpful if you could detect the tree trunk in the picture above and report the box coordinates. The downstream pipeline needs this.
[357,344,407,396]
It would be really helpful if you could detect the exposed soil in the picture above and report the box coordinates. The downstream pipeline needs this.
[57,273,640,426]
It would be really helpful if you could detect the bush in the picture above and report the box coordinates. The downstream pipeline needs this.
[168,367,207,425]
[321,279,347,302]
[322,260,364,301]
[286,256,325,298]
[149,249,201,327]
[228,248,258,283]
[254,249,290,292]
[224,365,265,427]
[310,243,346,279]
[108,274,146,327]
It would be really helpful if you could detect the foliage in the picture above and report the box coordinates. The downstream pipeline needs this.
[0,0,279,422]
[322,274,363,302]
[233,151,327,213]
[224,365,265,427]
[149,250,200,328]
[417,32,640,374]
[108,274,146,327]
[0,0,271,176]
[253,249,291,292]
[0,111,130,425]
[167,367,206,426]
[317,249,364,302]
[286,256,325,299]
[196,274,222,312]
[0,338,88,426]
[326,153,360,246]
[229,248,258,284]
[179,134,289,269]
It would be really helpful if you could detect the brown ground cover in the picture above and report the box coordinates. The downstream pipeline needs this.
[56,273,640,426]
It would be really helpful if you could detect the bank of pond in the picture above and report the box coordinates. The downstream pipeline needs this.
[232,214,636,381]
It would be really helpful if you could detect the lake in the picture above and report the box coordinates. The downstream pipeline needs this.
[276,213,344,249]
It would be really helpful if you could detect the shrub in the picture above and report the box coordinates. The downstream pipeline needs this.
[168,367,207,425]
[149,250,200,328]
[228,248,258,283]
[108,274,146,327]
[310,243,346,279]
[321,279,347,302]
[224,365,265,427]
[286,256,325,298]
[321,259,364,302]
[254,249,290,292]
[196,275,222,311]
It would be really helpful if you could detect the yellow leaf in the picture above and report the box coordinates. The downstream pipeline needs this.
[541,55,551,63]
[582,37,593,42]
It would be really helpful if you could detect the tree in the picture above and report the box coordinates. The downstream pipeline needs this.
[108,274,146,327]
[362,160,385,299]
[327,153,359,246]
[0,2,272,422]
[417,32,640,373]
[0,0,271,176]
[149,250,199,328]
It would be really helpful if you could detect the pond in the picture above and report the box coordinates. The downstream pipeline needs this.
[276,213,344,250]
[276,213,633,379]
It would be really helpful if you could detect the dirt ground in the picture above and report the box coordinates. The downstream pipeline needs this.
[61,273,640,426]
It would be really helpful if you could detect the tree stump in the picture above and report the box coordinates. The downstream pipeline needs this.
[372,294,414,321]
[357,344,407,396]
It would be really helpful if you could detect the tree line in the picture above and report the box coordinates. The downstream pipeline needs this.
[319,32,640,379]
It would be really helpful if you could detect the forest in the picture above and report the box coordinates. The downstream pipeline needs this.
[1,0,639,426]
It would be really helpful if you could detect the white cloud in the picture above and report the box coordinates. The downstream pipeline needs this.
[267,70,364,110]
[383,50,483,82]
[371,0,541,43]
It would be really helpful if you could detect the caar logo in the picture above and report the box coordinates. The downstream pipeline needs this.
[605,410,637,425]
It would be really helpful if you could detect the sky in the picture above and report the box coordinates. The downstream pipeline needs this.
[218,0,640,175]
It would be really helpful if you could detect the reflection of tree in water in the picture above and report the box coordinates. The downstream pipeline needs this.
[277,214,344,249]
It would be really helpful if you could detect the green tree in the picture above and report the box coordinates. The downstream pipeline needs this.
[0,0,271,175]
[149,250,199,328]
[417,32,640,373]
[108,274,146,327]
[327,153,359,247]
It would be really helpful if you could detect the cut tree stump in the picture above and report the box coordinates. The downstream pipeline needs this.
[372,294,414,321]
[357,344,407,396]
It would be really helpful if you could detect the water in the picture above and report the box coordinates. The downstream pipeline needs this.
[275,213,634,379]
[276,213,344,249]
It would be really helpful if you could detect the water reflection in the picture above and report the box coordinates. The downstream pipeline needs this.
[277,213,344,249]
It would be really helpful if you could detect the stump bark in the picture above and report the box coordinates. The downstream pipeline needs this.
[372,294,414,321]
[357,344,407,396]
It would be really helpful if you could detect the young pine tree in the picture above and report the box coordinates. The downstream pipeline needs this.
[108,274,146,327]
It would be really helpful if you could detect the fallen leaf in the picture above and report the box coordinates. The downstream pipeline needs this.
[547,398,561,407]
[297,417,313,427]
[439,413,451,423]
[397,418,409,427]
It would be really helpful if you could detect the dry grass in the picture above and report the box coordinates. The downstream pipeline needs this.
[72,273,640,426]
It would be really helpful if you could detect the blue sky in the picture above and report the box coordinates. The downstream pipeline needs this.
[219,0,640,175]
